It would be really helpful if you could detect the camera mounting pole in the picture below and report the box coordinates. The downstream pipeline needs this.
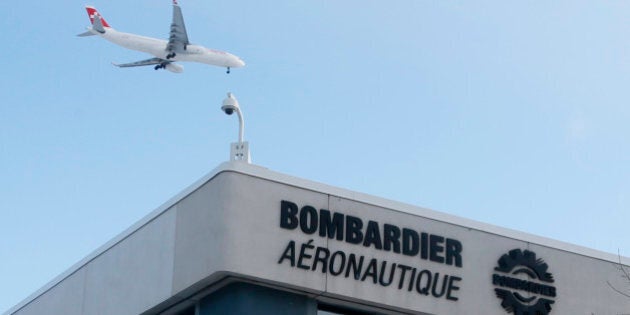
[221,92,251,163]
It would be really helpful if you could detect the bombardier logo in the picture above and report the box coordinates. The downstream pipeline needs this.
[492,249,557,315]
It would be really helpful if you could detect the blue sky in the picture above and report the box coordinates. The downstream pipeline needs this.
[1,0,628,312]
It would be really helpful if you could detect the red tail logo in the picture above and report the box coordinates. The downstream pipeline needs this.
[85,6,111,28]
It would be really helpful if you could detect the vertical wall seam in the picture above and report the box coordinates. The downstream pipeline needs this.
[170,204,179,298]
[324,194,331,296]
[80,266,87,315]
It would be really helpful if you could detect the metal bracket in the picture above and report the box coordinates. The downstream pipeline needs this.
[230,141,251,163]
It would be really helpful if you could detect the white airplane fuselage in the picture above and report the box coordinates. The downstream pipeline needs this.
[98,28,245,69]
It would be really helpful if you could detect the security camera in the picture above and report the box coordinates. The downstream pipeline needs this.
[221,92,239,115]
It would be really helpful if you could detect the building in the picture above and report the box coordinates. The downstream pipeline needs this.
[5,162,630,314]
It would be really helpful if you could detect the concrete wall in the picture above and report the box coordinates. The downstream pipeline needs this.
[7,163,630,315]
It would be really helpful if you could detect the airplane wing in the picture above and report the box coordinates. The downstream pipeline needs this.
[112,57,184,73]
[166,1,190,54]
[113,57,168,68]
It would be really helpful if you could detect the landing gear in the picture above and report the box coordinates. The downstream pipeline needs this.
[166,52,176,59]
[154,64,166,70]
[226,67,231,74]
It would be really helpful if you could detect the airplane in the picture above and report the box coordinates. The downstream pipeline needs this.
[78,0,245,73]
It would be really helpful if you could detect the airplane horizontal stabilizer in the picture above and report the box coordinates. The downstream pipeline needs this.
[77,29,96,37]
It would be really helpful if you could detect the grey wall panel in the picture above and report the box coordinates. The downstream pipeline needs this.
[171,173,232,294]
[14,268,86,315]
[527,243,630,314]
[82,208,177,315]
[218,173,328,292]
[172,171,328,295]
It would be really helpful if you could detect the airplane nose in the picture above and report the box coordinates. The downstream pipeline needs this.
[228,53,245,67]
[236,57,245,67]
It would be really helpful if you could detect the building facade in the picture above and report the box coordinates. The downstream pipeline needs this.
[6,162,630,315]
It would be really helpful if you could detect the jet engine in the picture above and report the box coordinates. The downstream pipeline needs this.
[165,63,184,73]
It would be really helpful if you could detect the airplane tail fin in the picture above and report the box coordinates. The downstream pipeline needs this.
[85,6,111,28]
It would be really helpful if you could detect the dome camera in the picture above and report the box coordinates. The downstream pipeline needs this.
[221,92,239,115]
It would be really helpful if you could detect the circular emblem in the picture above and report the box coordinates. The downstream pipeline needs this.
[492,249,557,315]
